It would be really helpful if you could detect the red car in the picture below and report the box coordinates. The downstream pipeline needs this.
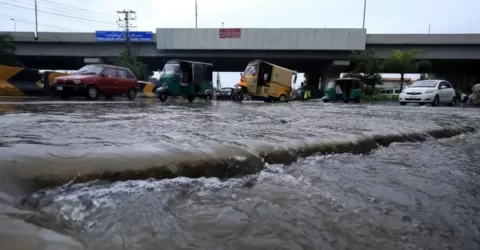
[53,64,139,100]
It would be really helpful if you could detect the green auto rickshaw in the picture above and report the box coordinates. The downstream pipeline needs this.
[322,78,362,103]
[156,60,214,102]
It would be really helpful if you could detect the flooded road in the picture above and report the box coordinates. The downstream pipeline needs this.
[0,99,479,250]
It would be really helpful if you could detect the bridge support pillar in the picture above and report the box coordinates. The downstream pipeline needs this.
[320,60,350,89]
[302,60,350,99]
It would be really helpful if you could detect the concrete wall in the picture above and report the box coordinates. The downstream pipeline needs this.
[0,32,156,43]
[367,34,480,45]
[156,28,367,50]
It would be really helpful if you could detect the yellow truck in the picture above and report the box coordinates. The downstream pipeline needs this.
[234,60,297,102]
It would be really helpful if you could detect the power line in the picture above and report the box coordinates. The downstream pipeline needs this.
[0,16,74,31]
[13,0,115,21]
[37,0,117,18]
[0,1,117,25]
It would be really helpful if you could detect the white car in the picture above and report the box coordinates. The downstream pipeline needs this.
[398,80,456,106]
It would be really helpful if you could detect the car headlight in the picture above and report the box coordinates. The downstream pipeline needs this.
[73,79,82,84]
[424,89,435,94]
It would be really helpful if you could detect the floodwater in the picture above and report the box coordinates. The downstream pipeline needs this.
[0,99,479,250]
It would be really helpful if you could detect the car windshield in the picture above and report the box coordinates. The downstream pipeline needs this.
[243,65,257,75]
[76,65,104,75]
[163,64,181,74]
[410,80,438,88]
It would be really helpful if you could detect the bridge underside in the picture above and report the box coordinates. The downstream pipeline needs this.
[16,55,480,75]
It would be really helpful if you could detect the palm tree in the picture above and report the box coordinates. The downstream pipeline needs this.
[384,50,431,91]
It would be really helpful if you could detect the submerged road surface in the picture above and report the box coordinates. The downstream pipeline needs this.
[0,99,479,250]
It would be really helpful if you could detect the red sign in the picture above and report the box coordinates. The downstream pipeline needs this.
[219,28,241,39]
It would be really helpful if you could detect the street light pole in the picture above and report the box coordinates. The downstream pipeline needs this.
[10,18,16,31]
[195,0,198,28]
[362,0,367,29]
[222,22,224,28]
[34,0,38,39]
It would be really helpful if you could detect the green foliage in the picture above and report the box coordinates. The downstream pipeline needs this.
[383,49,432,91]
[383,49,418,74]
[419,73,429,80]
[346,50,383,91]
[349,50,383,74]
[110,50,151,80]
[416,60,433,73]
[0,34,23,67]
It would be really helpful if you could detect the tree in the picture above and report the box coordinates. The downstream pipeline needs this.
[0,34,23,67]
[349,50,383,75]
[419,74,429,80]
[110,50,152,80]
[384,50,432,91]
[347,50,383,93]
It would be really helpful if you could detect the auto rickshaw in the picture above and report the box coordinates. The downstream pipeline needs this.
[156,60,214,102]
[322,78,362,103]
[234,60,297,102]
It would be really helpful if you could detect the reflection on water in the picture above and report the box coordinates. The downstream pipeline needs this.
[0,100,479,250]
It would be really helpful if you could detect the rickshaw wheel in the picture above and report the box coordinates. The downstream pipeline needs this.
[205,94,212,101]
[187,95,195,103]
[158,93,168,102]
[234,93,243,102]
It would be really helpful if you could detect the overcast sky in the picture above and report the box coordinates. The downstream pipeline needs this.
[1,0,479,87]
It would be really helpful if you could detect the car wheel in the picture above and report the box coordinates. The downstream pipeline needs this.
[86,85,99,100]
[279,94,288,102]
[158,92,168,102]
[400,102,406,105]
[448,97,456,107]
[127,88,137,100]
[431,95,439,106]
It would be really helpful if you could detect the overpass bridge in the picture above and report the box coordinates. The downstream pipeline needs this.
[3,29,480,87]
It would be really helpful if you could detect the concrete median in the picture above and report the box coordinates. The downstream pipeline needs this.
[137,80,157,98]
[4,126,475,191]
[0,66,43,96]
[0,66,72,97]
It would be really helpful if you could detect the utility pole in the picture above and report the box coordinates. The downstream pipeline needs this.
[428,23,431,34]
[195,0,198,28]
[362,0,367,29]
[34,0,38,40]
[117,10,137,57]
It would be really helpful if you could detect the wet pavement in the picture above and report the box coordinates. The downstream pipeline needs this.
[0,99,479,250]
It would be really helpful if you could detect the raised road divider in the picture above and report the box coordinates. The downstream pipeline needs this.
[5,125,476,190]
[0,65,70,96]
[0,65,43,96]
[137,80,157,98]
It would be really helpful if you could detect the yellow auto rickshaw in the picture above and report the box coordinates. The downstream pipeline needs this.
[234,60,297,102]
